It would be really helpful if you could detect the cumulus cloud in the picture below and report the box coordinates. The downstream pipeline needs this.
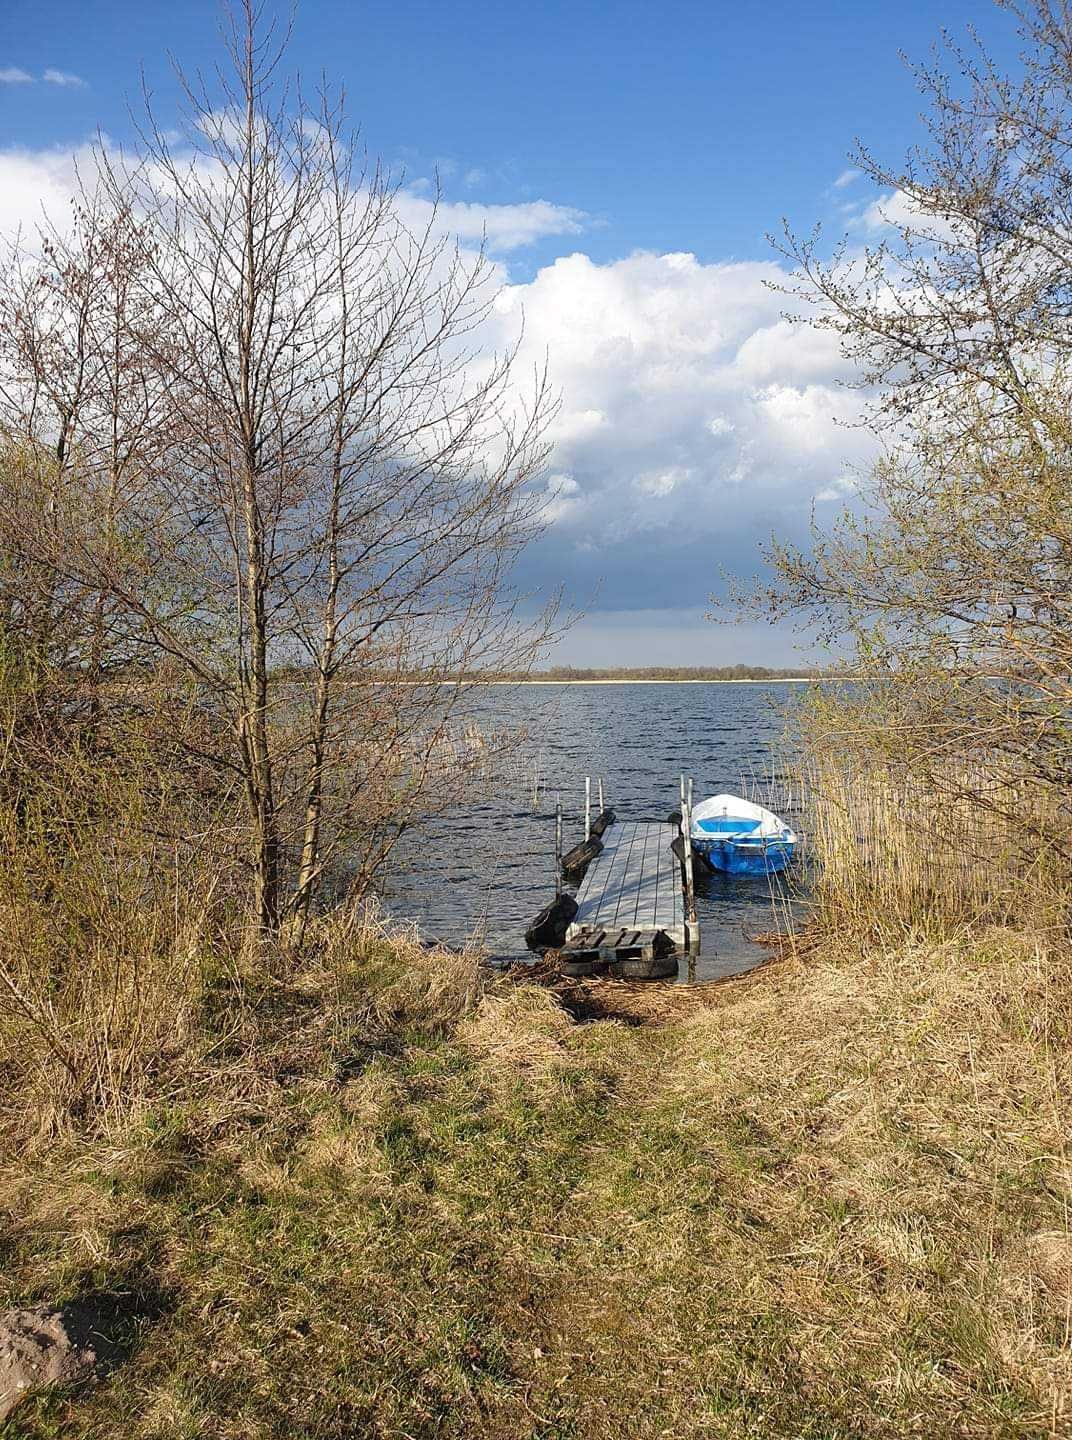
[0,137,872,649]
[43,68,85,88]
[0,67,32,84]
[815,483,856,505]
[855,187,960,244]
[549,407,607,444]
[0,143,102,240]
[489,249,874,611]
[541,472,583,524]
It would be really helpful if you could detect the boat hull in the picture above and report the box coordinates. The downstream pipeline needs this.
[692,836,795,876]
[689,792,798,876]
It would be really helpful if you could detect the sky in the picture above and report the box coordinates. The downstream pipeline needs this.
[1,0,1024,666]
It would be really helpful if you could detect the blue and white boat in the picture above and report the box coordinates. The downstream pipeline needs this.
[689,793,797,876]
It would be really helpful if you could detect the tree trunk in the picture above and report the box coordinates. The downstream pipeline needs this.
[242,462,280,937]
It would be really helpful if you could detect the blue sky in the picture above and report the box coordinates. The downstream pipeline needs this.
[1,1,1022,665]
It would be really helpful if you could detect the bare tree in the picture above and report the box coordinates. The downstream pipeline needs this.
[0,2,558,945]
[753,0,1072,894]
[775,0,1072,442]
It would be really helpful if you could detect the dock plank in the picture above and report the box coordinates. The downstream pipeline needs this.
[613,823,645,930]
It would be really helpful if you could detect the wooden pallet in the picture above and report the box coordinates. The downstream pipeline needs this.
[563,925,663,963]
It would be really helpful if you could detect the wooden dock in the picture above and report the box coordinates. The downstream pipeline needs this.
[566,820,692,959]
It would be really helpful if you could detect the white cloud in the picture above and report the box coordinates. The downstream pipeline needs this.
[0,135,579,264]
[542,472,583,523]
[0,66,88,89]
[815,472,858,503]
[834,167,861,189]
[43,68,85,88]
[550,407,607,444]
[855,187,959,243]
[634,465,690,499]
[0,143,102,240]
[755,382,844,454]
[0,138,874,626]
[396,190,588,252]
[491,249,875,603]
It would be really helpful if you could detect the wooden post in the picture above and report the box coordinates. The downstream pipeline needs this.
[598,777,604,813]
[679,773,686,828]
[555,794,563,898]
[584,776,591,841]
[684,776,698,948]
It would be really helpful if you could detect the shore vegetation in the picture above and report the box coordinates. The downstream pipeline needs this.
[2,2,1071,1437]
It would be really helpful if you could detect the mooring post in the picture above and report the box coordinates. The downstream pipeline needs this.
[555,793,563,898]
[684,776,698,947]
[585,776,591,841]
[598,777,604,813]
[679,773,686,827]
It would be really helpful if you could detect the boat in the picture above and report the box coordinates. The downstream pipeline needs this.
[689,792,797,875]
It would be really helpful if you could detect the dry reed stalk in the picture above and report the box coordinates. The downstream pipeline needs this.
[798,754,1071,943]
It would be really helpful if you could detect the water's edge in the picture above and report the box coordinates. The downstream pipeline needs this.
[385,681,809,983]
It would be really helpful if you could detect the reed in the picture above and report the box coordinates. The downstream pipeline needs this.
[801,753,1072,943]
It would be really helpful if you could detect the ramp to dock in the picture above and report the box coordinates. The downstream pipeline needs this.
[567,820,687,950]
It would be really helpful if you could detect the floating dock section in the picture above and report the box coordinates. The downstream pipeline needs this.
[565,817,696,964]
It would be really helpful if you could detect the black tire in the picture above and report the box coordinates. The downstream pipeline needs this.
[524,893,578,950]
[559,955,601,977]
[609,954,679,981]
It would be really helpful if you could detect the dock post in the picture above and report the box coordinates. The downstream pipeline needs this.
[598,777,604,813]
[585,776,591,841]
[684,777,698,950]
[555,794,563,898]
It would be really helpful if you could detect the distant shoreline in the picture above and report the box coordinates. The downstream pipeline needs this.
[478,677,822,685]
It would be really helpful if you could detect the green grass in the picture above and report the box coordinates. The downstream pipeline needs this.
[2,930,1070,1438]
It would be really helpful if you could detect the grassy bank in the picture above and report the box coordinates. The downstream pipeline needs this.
[3,921,1069,1438]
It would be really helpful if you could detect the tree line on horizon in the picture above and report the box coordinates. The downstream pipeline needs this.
[476,663,830,681]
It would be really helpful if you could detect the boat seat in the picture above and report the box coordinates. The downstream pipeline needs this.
[694,817,762,835]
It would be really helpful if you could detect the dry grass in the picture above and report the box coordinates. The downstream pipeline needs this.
[0,796,231,1147]
[0,920,1069,1438]
[458,984,575,1074]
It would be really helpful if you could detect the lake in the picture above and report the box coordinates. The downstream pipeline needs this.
[384,681,812,981]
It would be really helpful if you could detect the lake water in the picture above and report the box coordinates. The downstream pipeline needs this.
[384,681,812,982]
